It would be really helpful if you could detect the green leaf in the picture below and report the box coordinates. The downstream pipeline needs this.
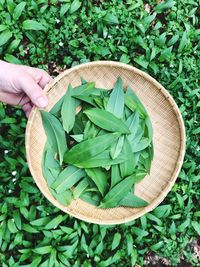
[13,2,26,20]
[30,217,51,227]
[44,215,64,230]
[100,175,135,208]
[75,149,128,168]
[22,20,46,31]
[167,35,179,46]
[73,95,96,107]
[150,241,164,251]
[60,3,70,17]
[106,77,124,118]
[119,193,148,207]
[110,135,124,159]
[125,87,147,118]
[85,168,108,196]
[51,165,85,193]
[191,221,200,235]
[70,134,83,142]
[64,133,120,165]
[42,146,60,186]
[120,137,135,178]
[111,233,121,250]
[72,112,84,134]
[178,31,187,52]
[71,82,95,96]
[83,121,99,140]
[51,188,73,206]
[145,117,153,141]
[22,224,39,233]
[131,138,151,153]
[126,233,133,255]
[178,219,190,232]
[126,111,140,144]
[153,205,171,218]
[132,226,148,237]
[61,85,77,133]
[0,25,7,32]
[155,0,175,13]
[3,54,21,64]
[131,248,137,267]
[40,110,67,165]
[120,54,130,64]
[125,171,147,183]
[134,55,148,69]
[7,219,18,233]
[73,177,89,199]
[69,0,81,14]
[103,12,119,24]
[0,30,12,46]
[33,246,52,255]
[84,108,130,134]
[80,191,101,206]
[111,164,121,188]
[50,95,65,117]
[169,221,176,235]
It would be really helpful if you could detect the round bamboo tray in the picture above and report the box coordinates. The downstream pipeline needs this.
[25,61,186,225]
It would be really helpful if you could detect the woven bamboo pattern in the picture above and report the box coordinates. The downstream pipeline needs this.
[25,61,186,225]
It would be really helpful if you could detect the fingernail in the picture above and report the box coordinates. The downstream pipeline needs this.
[37,96,48,108]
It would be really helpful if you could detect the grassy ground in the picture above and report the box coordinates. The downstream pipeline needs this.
[0,0,199,266]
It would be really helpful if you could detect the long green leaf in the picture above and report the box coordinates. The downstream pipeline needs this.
[73,149,128,168]
[51,188,73,206]
[145,117,153,141]
[71,82,95,96]
[119,192,148,207]
[85,168,108,196]
[126,111,140,148]
[125,87,147,118]
[40,110,67,164]
[73,177,89,199]
[61,85,77,133]
[111,164,121,188]
[51,165,85,193]
[84,108,130,134]
[64,133,120,165]
[126,171,147,183]
[83,121,99,140]
[72,95,96,107]
[50,95,65,117]
[125,111,140,135]
[42,145,60,186]
[120,137,136,178]
[132,138,151,153]
[126,87,147,112]
[0,30,12,46]
[106,77,124,118]
[80,191,101,206]
[22,20,46,31]
[110,135,124,159]
[70,134,83,143]
[100,175,135,208]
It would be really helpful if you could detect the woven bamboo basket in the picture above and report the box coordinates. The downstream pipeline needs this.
[25,61,186,225]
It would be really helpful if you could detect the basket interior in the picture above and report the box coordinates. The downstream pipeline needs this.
[26,62,185,224]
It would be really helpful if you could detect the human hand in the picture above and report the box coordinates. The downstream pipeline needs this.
[0,60,52,117]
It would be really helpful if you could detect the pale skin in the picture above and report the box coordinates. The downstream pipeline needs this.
[0,60,52,117]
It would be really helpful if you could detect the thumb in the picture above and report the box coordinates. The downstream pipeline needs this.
[19,74,48,108]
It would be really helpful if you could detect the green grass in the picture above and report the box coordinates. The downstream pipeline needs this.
[0,0,199,266]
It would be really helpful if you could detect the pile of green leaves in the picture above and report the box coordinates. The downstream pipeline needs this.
[0,0,199,266]
[41,77,153,208]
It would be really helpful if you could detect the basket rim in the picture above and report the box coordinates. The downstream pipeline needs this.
[25,60,186,225]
